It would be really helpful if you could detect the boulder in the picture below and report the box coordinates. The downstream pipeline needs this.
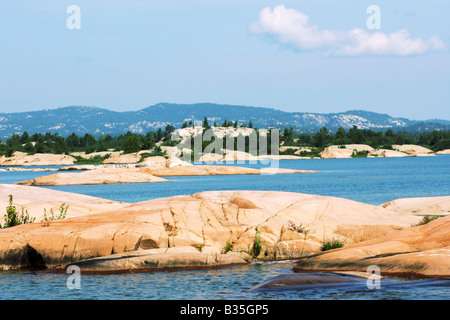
[295,215,450,278]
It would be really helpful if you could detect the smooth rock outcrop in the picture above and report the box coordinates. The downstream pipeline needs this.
[0,184,127,224]
[0,152,76,166]
[393,144,434,155]
[68,246,247,273]
[14,168,168,186]
[102,153,142,164]
[142,165,316,176]
[295,215,450,278]
[369,149,409,158]
[436,149,450,155]
[320,145,374,159]
[380,196,450,216]
[0,190,421,271]
[320,148,353,159]
[250,272,365,291]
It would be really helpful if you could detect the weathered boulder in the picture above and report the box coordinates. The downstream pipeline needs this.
[294,215,450,278]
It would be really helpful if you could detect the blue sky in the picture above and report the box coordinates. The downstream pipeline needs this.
[0,0,449,120]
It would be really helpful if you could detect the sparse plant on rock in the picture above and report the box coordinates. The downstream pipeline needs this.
[412,215,441,227]
[321,239,344,251]
[249,228,263,259]
[222,240,233,254]
[287,220,310,237]
[1,195,35,229]
[42,203,69,222]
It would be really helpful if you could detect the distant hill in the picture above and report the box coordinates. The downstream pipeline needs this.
[0,103,448,139]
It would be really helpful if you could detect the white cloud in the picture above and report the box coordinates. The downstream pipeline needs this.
[251,5,445,57]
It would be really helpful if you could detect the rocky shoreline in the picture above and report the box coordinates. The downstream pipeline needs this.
[1,185,448,278]
[0,144,448,168]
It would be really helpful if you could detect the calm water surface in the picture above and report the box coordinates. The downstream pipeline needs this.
[0,156,449,299]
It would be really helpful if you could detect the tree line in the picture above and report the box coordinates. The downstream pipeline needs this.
[0,121,449,158]
[0,125,176,157]
[280,125,450,152]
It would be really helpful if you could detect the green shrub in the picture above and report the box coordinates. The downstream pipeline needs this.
[412,215,441,227]
[222,240,233,254]
[321,239,344,251]
[351,150,369,158]
[72,154,110,164]
[1,195,35,229]
[299,148,322,158]
[249,228,263,258]
[42,203,69,222]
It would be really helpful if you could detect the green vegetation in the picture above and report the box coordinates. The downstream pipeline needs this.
[0,119,449,159]
[222,240,233,254]
[72,154,111,164]
[298,148,323,158]
[412,215,441,227]
[279,125,450,152]
[321,239,344,251]
[351,150,369,158]
[1,195,68,229]
[0,125,176,157]
[1,195,35,229]
[249,228,263,259]
[42,203,69,222]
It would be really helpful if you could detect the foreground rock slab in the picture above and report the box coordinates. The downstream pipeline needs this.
[0,184,128,224]
[294,215,450,278]
[68,246,247,273]
[250,272,366,291]
[0,190,421,272]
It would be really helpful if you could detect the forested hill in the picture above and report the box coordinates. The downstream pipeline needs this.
[0,103,449,139]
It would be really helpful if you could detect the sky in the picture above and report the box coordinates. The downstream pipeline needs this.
[0,0,449,120]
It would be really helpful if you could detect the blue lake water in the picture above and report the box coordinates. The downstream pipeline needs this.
[2,156,449,205]
[0,156,449,300]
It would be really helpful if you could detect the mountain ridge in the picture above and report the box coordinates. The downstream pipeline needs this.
[0,102,449,139]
